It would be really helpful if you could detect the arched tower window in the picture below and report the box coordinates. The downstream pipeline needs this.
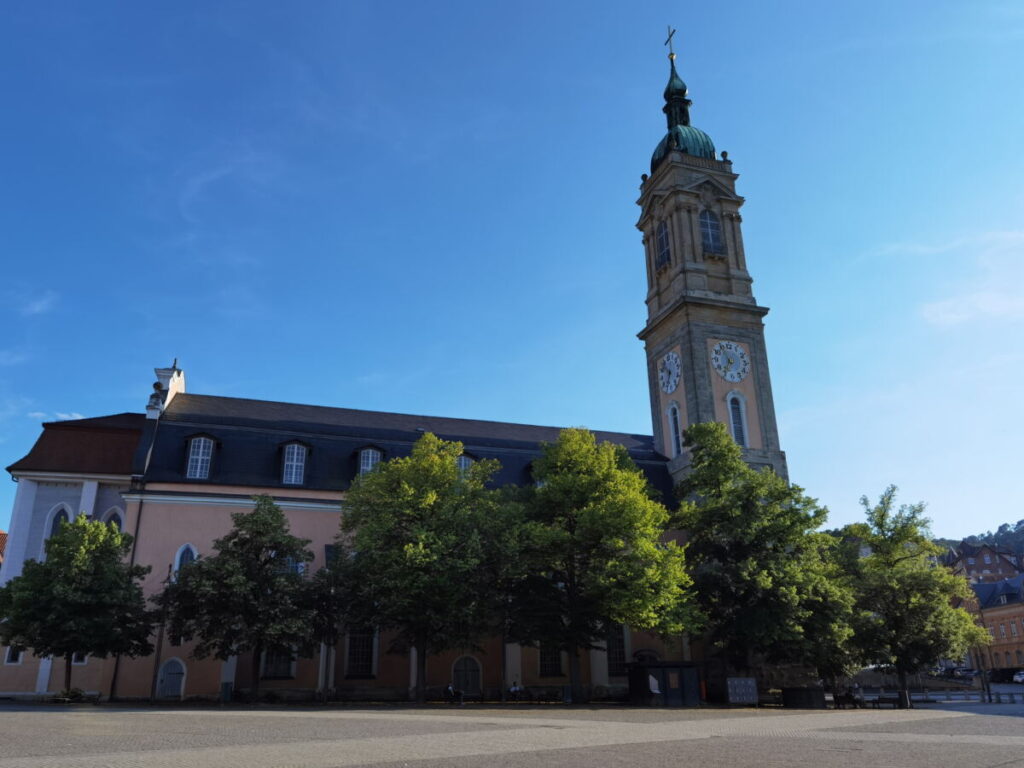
[102,508,123,531]
[655,221,671,268]
[699,210,724,254]
[728,394,748,447]
[668,403,683,458]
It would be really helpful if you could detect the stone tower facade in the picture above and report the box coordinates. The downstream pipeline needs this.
[637,53,788,483]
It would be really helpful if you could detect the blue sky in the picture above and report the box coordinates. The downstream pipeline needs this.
[1,2,1022,539]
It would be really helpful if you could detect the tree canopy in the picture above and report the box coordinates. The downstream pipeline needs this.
[160,495,317,697]
[333,433,508,702]
[846,486,988,705]
[519,428,698,700]
[0,514,154,693]
[675,421,854,677]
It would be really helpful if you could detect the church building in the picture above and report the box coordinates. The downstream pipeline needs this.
[0,50,785,701]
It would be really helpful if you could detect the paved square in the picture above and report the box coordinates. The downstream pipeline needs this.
[0,702,1021,767]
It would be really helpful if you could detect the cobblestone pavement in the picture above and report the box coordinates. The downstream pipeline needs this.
[0,701,1022,768]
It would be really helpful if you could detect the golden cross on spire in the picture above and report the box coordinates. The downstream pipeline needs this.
[664,26,677,60]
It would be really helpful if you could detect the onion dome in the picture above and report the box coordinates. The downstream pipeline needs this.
[651,55,716,170]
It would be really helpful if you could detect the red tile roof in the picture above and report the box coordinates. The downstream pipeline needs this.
[6,413,145,477]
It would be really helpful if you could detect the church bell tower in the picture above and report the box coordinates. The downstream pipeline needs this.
[637,44,788,482]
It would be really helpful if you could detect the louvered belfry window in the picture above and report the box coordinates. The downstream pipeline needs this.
[655,221,671,268]
[729,396,747,447]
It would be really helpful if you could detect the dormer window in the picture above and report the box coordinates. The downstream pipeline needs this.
[699,210,724,254]
[282,443,307,485]
[359,448,382,475]
[186,437,213,480]
[655,221,671,269]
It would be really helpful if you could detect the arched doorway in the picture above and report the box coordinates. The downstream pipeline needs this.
[453,656,481,695]
[157,658,186,699]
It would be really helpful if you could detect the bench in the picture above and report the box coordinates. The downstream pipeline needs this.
[870,696,900,708]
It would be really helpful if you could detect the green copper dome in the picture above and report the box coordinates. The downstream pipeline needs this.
[651,56,716,171]
[651,125,716,168]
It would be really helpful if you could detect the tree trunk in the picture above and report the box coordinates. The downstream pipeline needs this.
[416,634,427,704]
[568,648,583,704]
[251,647,263,701]
[64,653,73,693]
[896,669,911,709]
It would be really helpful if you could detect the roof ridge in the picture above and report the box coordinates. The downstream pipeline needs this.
[171,393,649,440]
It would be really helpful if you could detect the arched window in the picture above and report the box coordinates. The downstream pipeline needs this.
[667,403,683,458]
[49,507,70,539]
[174,544,197,573]
[728,394,748,447]
[186,437,213,480]
[282,443,307,485]
[655,221,671,268]
[102,508,123,531]
[699,210,724,254]
[359,448,382,475]
[453,655,481,695]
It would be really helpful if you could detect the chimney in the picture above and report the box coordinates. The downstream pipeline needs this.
[146,359,186,419]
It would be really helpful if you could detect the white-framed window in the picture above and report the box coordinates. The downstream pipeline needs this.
[967,557,976,565]
[667,402,683,458]
[4,647,23,665]
[699,209,724,253]
[1000,624,1007,638]
[186,437,213,480]
[984,554,992,564]
[1011,621,1019,637]
[728,393,748,448]
[457,455,474,474]
[655,221,671,268]
[72,652,88,665]
[359,448,382,475]
[282,443,307,485]
[174,543,198,574]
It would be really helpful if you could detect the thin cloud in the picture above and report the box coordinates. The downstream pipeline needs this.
[21,290,58,316]
[54,412,85,421]
[0,349,28,366]
[916,231,1024,327]
[26,411,47,420]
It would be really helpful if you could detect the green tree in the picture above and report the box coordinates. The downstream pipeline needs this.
[160,495,317,698]
[333,433,507,703]
[0,515,154,694]
[676,422,855,679]
[520,428,698,702]
[849,486,988,707]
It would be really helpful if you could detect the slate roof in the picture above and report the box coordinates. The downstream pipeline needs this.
[6,413,146,476]
[972,574,1024,609]
[146,394,674,504]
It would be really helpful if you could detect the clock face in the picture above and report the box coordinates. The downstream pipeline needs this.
[711,340,751,383]
[658,351,681,393]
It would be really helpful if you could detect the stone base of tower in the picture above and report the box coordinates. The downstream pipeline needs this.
[667,447,788,487]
